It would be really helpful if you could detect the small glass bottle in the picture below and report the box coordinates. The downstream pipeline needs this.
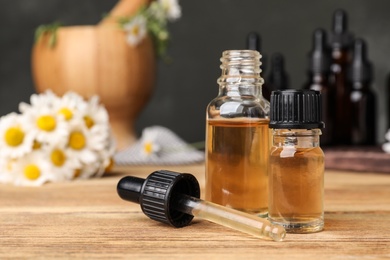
[269,90,325,233]
[205,50,270,216]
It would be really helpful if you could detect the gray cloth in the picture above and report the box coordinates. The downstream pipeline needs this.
[114,126,204,165]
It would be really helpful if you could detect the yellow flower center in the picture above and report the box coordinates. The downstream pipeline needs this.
[144,142,153,154]
[36,115,56,131]
[73,169,81,178]
[4,127,25,147]
[24,164,41,180]
[58,108,73,121]
[132,25,140,36]
[6,160,14,171]
[51,149,66,167]
[83,116,95,129]
[32,140,41,150]
[68,131,86,150]
[105,158,114,172]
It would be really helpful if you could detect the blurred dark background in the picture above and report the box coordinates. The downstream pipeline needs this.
[1,0,389,143]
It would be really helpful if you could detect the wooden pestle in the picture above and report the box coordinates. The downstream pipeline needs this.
[99,0,152,27]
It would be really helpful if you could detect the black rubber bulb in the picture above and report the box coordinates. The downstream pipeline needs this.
[117,170,201,227]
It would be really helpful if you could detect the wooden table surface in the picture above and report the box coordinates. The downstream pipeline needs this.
[1,164,390,259]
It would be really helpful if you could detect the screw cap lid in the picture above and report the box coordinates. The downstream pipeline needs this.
[269,90,325,129]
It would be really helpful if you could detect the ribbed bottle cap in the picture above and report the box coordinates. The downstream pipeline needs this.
[269,90,325,129]
[117,170,201,228]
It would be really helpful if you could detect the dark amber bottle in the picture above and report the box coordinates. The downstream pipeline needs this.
[387,73,390,128]
[267,53,289,92]
[329,9,354,144]
[303,29,334,146]
[347,39,376,145]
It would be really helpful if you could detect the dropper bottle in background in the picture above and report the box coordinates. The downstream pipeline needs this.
[246,32,271,100]
[387,73,390,129]
[329,9,354,145]
[347,39,376,145]
[303,28,335,146]
[266,53,289,92]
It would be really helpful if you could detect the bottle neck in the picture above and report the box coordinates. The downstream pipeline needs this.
[307,72,329,85]
[272,129,322,148]
[350,81,370,91]
[217,50,264,97]
[331,46,350,66]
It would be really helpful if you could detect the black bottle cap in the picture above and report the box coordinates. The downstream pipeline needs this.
[269,90,325,129]
[347,38,373,83]
[330,9,354,48]
[308,28,331,74]
[117,170,201,228]
[268,53,289,90]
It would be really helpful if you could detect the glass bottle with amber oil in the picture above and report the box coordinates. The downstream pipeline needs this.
[269,90,325,233]
[205,50,270,216]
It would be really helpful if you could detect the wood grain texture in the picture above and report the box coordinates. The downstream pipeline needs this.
[1,164,389,259]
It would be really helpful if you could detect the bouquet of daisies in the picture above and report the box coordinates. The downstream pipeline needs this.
[0,91,115,186]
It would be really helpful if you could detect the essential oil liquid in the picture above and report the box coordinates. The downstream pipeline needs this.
[205,118,270,216]
[269,146,324,233]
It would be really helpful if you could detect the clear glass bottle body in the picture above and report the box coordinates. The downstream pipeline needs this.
[269,129,324,233]
[205,50,270,216]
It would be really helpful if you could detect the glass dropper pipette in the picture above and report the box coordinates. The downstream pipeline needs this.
[117,170,286,242]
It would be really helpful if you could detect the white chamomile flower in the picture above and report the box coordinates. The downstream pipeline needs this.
[148,1,167,23]
[383,142,390,154]
[385,129,390,142]
[79,95,109,130]
[124,15,147,46]
[382,129,390,154]
[0,156,13,184]
[158,0,181,21]
[0,91,116,186]
[10,151,52,186]
[19,90,58,114]
[140,128,161,158]
[94,134,116,177]
[24,102,69,147]
[75,163,101,180]
[46,145,82,181]
[66,121,108,165]
[53,91,87,123]
[0,113,35,159]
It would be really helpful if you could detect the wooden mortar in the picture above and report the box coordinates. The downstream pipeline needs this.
[32,0,156,150]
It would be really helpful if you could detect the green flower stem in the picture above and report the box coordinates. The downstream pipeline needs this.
[34,22,62,48]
